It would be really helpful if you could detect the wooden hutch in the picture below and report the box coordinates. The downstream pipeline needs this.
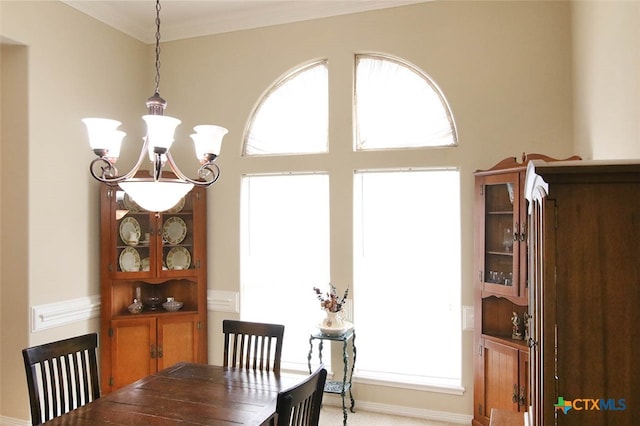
[472,153,579,425]
[99,182,208,393]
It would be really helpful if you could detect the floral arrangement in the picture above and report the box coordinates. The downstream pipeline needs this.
[313,284,349,313]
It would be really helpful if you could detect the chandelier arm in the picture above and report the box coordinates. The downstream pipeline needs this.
[90,136,154,185]
[164,151,218,187]
[89,157,118,182]
[199,163,221,185]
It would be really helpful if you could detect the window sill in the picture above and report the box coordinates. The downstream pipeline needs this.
[353,372,465,395]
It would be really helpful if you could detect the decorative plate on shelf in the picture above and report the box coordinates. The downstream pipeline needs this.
[162,216,187,245]
[166,246,191,270]
[119,217,141,245]
[119,247,141,272]
[167,197,185,214]
[123,193,143,212]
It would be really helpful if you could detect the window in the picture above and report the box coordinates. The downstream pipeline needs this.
[240,173,330,370]
[355,54,457,150]
[240,54,461,389]
[353,169,461,388]
[244,61,328,156]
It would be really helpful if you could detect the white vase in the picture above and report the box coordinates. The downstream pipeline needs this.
[323,310,344,329]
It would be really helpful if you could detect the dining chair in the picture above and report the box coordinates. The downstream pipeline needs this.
[223,319,285,374]
[275,365,327,426]
[22,333,100,426]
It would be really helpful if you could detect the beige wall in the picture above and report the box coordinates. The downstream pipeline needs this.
[1,42,30,421]
[571,0,640,159]
[0,1,147,420]
[161,0,574,414]
[1,0,638,422]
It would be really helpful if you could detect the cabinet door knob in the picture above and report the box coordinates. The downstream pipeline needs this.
[519,222,526,241]
[513,222,520,241]
[512,384,518,403]
[158,345,163,358]
[150,344,156,359]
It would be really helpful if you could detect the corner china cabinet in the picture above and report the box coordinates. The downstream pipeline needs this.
[99,181,208,393]
[472,153,579,426]
[525,160,640,426]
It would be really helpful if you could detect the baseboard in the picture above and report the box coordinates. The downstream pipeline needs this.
[0,415,30,426]
[322,394,472,425]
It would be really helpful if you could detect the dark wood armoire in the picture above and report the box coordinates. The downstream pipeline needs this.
[525,159,640,426]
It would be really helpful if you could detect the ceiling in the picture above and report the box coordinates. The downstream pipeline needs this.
[63,0,429,44]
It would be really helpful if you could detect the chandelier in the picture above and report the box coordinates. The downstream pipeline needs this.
[83,0,228,212]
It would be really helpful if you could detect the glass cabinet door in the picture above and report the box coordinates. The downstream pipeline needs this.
[111,190,197,277]
[481,173,521,298]
[158,194,195,277]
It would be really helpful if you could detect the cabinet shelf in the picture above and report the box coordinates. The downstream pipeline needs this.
[114,309,198,319]
[486,250,513,257]
[484,281,514,287]
[115,243,195,248]
[482,333,529,350]
[480,292,527,304]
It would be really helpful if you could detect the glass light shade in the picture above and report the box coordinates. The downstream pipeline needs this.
[82,118,126,158]
[142,115,182,151]
[191,125,228,160]
[119,181,194,212]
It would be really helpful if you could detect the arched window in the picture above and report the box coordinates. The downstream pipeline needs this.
[355,54,457,150]
[241,55,462,390]
[241,61,331,371]
[244,61,328,156]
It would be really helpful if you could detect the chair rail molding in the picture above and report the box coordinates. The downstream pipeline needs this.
[207,290,239,313]
[31,295,101,332]
[31,290,240,332]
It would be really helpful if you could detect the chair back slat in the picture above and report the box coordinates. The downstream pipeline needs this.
[22,333,100,426]
[76,351,86,403]
[276,365,327,426]
[223,320,284,374]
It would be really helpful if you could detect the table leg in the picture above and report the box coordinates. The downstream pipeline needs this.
[349,332,357,413]
[307,336,313,374]
[341,338,349,425]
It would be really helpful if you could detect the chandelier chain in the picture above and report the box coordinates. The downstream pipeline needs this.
[154,0,162,95]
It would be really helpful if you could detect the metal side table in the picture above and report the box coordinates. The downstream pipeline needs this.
[307,328,356,425]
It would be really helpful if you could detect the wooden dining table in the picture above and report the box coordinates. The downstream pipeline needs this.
[44,362,306,425]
